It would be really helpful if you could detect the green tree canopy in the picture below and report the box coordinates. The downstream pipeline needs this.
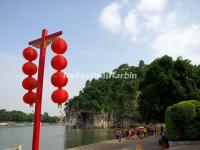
[65,55,200,123]
[139,55,200,122]
[0,109,59,123]
[66,64,141,120]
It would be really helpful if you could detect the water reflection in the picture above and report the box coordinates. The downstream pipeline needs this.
[0,126,114,150]
[64,128,114,149]
[0,125,65,150]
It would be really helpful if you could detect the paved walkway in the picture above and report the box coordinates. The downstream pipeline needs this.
[66,135,161,150]
[168,145,200,150]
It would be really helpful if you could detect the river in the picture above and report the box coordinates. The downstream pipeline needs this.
[0,126,115,150]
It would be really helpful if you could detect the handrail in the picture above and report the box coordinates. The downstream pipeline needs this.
[5,145,22,150]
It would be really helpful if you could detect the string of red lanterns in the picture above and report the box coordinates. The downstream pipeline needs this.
[22,47,38,105]
[51,37,68,105]
[22,37,69,107]
[22,30,68,150]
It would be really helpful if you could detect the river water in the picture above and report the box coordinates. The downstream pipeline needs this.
[0,126,114,150]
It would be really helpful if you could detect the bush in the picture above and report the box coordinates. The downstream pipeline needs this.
[165,100,200,141]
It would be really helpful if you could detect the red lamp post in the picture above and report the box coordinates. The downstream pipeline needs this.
[22,29,68,150]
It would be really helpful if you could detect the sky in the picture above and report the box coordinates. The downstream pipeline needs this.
[0,0,200,116]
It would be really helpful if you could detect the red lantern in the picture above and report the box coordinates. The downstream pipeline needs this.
[22,77,37,90]
[51,71,68,88]
[23,91,36,105]
[51,88,68,105]
[22,62,37,75]
[51,37,67,54]
[23,47,38,61]
[51,55,67,70]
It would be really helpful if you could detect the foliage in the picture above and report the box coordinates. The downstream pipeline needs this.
[165,100,200,140]
[65,55,200,123]
[0,109,59,123]
[42,112,58,123]
[65,64,142,121]
[139,55,200,122]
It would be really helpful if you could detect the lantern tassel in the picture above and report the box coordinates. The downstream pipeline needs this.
[30,104,35,113]
[58,105,65,117]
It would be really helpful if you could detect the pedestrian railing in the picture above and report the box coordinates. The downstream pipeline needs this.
[4,145,22,150]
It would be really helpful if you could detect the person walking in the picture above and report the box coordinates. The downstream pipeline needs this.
[116,128,122,142]
[161,125,164,133]
[128,128,131,139]
[144,127,147,137]
[125,128,129,139]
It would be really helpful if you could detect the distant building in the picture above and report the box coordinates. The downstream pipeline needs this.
[139,60,145,68]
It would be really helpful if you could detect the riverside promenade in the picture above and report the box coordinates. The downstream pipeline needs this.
[66,135,161,150]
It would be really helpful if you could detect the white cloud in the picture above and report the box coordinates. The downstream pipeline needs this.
[99,0,200,64]
[99,0,175,40]
[144,14,161,31]
[137,0,167,13]
[99,2,122,33]
[123,10,140,41]
[144,11,178,33]
[152,25,200,64]
[164,11,178,31]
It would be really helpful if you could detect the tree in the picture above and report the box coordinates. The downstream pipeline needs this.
[42,112,58,123]
[165,100,200,140]
[0,109,58,123]
[65,64,140,121]
[139,55,200,122]
[65,55,200,123]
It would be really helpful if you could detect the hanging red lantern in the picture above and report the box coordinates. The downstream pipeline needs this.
[22,77,37,90]
[51,37,67,54]
[23,91,36,105]
[51,88,68,105]
[23,47,38,61]
[51,71,68,88]
[50,36,68,105]
[22,62,38,75]
[51,55,67,70]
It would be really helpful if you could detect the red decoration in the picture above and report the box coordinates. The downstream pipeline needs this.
[51,55,67,70]
[51,71,68,88]
[51,37,67,54]
[23,47,38,61]
[22,30,66,150]
[23,91,36,105]
[51,88,68,105]
[22,62,38,75]
[22,77,37,90]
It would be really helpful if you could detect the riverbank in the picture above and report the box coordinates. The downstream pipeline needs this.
[66,135,161,150]
[0,122,63,127]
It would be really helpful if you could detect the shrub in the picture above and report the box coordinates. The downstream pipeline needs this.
[165,100,200,141]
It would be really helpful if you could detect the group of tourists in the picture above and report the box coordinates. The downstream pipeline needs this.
[115,125,159,142]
